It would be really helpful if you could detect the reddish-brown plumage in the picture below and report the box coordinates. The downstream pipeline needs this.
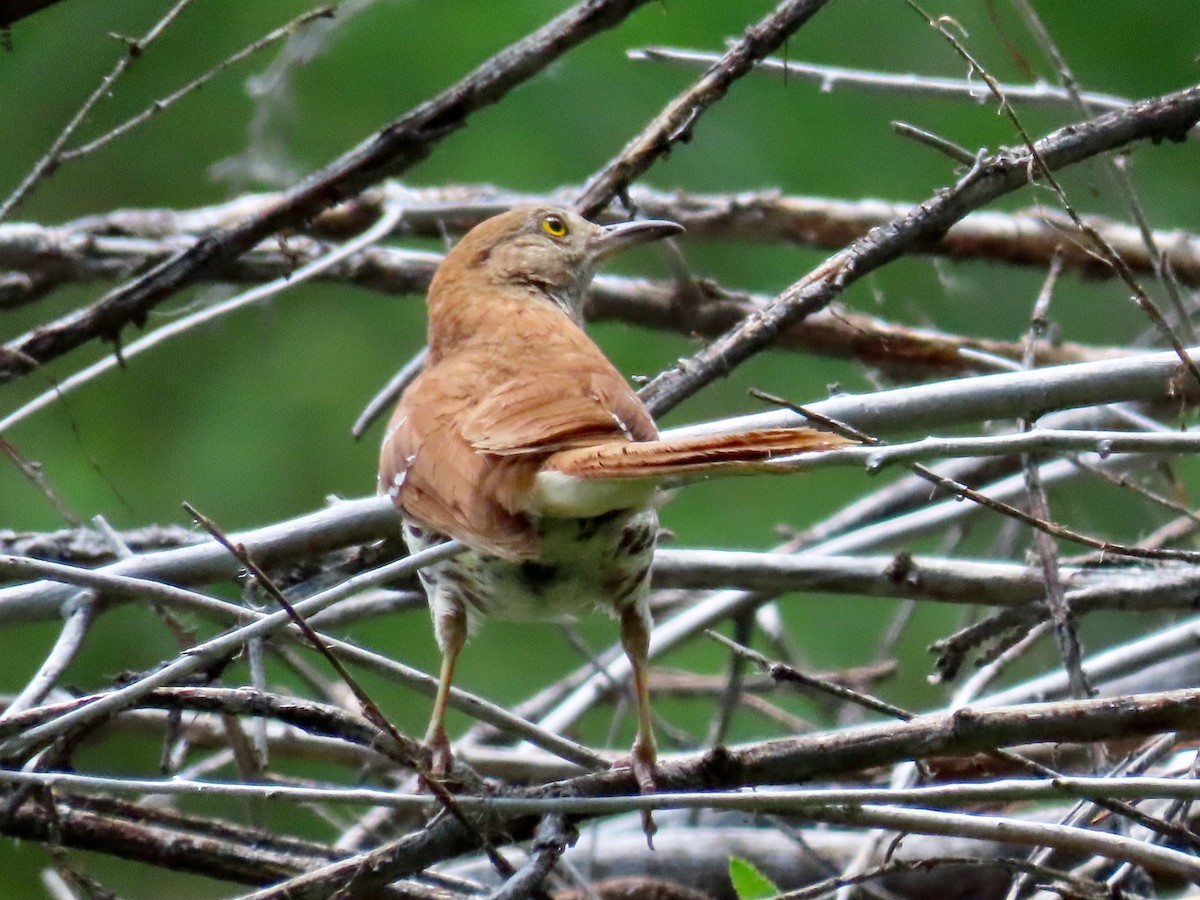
[545,426,849,479]
[379,212,659,560]
[378,207,845,830]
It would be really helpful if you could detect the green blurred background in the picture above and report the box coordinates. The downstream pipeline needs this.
[2,1,1199,894]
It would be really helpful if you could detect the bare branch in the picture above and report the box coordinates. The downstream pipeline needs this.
[638,82,1200,415]
[0,0,195,222]
[629,46,1138,114]
[576,0,834,217]
[10,186,1200,305]
[229,686,1200,898]
[58,6,337,163]
[0,0,659,382]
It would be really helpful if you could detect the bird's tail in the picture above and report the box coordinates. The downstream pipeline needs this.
[530,428,852,517]
[545,428,852,479]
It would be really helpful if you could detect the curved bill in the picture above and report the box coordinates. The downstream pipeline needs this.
[589,218,684,262]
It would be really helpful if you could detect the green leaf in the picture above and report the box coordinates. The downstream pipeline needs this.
[729,856,779,900]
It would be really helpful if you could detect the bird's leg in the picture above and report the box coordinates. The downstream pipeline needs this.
[426,604,467,778]
[619,601,658,844]
[618,601,657,791]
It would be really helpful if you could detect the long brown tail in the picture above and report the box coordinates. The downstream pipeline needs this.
[543,428,852,480]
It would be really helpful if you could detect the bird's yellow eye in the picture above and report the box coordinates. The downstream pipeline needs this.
[541,214,569,238]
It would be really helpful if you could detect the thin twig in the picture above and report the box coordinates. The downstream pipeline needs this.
[0,593,93,721]
[576,0,834,217]
[0,437,80,525]
[59,7,336,163]
[1017,257,1091,700]
[0,195,407,436]
[906,0,1200,392]
[636,81,1200,416]
[629,46,1137,113]
[1009,0,1195,343]
[703,613,753,747]
[0,0,659,382]
[0,0,195,223]
[891,120,976,164]
[707,632,911,722]
[184,502,517,880]
[352,347,428,440]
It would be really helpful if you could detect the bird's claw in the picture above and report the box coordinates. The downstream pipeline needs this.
[426,730,454,782]
[613,739,658,848]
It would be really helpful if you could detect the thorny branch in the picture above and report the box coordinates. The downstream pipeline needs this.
[8,185,1199,310]
[575,0,834,217]
[638,80,1200,416]
[4,2,1200,898]
[0,0,659,382]
[132,687,1200,898]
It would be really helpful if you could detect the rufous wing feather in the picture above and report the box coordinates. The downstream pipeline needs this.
[380,364,543,561]
[381,346,659,560]
[463,369,657,455]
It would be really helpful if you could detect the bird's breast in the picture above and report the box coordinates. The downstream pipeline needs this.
[403,507,657,627]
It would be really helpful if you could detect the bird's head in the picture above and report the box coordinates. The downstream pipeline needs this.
[441,206,683,320]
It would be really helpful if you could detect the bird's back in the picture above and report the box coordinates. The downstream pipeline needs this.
[380,280,657,561]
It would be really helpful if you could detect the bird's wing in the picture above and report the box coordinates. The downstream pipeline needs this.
[379,340,657,558]
[379,369,541,561]
[463,366,657,455]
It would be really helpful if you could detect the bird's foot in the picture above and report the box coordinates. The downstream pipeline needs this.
[613,738,658,848]
[423,728,454,785]
[630,738,657,796]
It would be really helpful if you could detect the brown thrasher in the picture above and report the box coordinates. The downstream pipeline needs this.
[379,206,845,797]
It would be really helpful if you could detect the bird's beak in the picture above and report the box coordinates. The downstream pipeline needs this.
[589,218,684,262]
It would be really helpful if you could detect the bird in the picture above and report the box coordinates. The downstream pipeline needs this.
[378,205,847,804]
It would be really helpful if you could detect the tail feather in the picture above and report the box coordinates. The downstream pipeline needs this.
[544,428,852,480]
